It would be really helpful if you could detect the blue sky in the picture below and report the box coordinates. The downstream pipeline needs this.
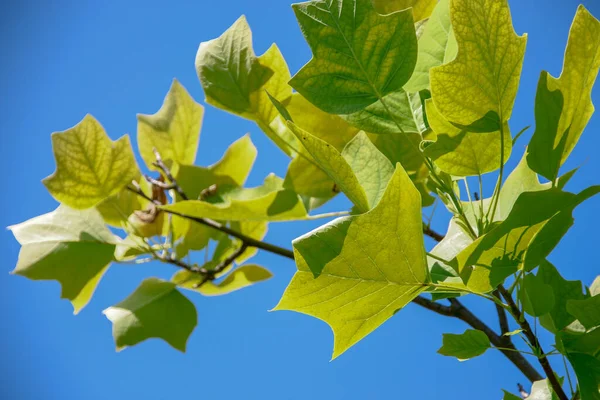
[1,1,599,399]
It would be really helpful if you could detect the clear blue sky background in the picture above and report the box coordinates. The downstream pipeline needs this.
[1,1,599,399]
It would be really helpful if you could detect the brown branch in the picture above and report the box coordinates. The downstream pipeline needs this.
[498,285,568,400]
[413,296,543,382]
[194,244,249,288]
[152,148,189,200]
[493,290,510,335]
[423,223,445,242]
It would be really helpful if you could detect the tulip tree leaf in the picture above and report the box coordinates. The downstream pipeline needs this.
[103,278,197,352]
[437,329,491,360]
[430,0,527,128]
[137,79,204,170]
[371,0,436,21]
[567,295,600,330]
[290,0,418,114]
[161,174,308,222]
[566,353,600,400]
[404,0,457,93]
[527,6,600,183]
[274,165,428,358]
[502,391,522,400]
[195,16,296,155]
[42,114,139,209]
[424,100,512,176]
[518,273,555,317]
[173,265,272,296]
[9,206,116,314]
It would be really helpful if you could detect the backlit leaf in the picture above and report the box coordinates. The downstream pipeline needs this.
[518,273,555,317]
[371,0,436,21]
[567,295,600,330]
[290,0,417,114]
[137,79,204,170]
[274,165,428,358]
[43,114,139,209]
[103,278,197,352]
[173,265,272,296]
[430,0,526,128]
[437,329,491,360]
[527,6,600,182]
[9,206,116,314]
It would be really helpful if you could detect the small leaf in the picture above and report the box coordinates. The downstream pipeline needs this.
[173,265,272,296]
[519,274,555,317]
[290,0,417,114]
[502,390,522,400]
[437,329,491,361]
[137,79,204,170]
[371,0,436,21]
[9,206,116,314]
[503,329,523,337]
[567,295,600,330]
[195,16,295,154]
[103,278,197,352]
[403,0,457,93]
[430,0,527,128]
[274,165,428,358]
[43,114,139,209]
[527,6,600,183]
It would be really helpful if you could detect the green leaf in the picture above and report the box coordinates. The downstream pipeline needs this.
[430,0,526,128]
[403,0,457,93]
[103,278,197,352]
[437,329,491,361]
[9,206,116,314]
[424,99,512,176]
[96,184,143,228]
[287,124,393,213]
[502,390,522,400]
[527,6,600,183]
[137,79,204,170]
[161,174,308,222]
[538,260,585,332]
[290,0,417,114]
[567,295,600,330]
[195,16,296,154]
[371,0,436,21]
[566,353,600,400]
[452,186,600,293]
[274,165,428,358]
[519,273,555,317]
[43,114,139,209]
[173,265,272,296]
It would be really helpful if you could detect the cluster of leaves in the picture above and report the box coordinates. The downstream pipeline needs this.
[9,0,600,398]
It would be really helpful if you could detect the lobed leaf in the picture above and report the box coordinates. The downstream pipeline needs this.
[274,165,428,358]
[437,329,491,361]
[371,0,436,21]
[43,115,139,209]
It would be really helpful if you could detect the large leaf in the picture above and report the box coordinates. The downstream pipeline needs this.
[137,79,204,170]
[527,6,600,183]
[288,125,393,213]
[404,0,457,93]
[43,114,139,209]
[437,329,491,360]
[274,165,428,358]
[518,273,555,317]
[537,261,585,333]
[558,329,600,400]
[430,0,526,129]
[9,206,116,314]
[290,0,418,114]
[103,278,197,352]
[196,16,296,154]
[567,295,600,330]
[452,186,600,293]
[424,100,512,176]
[161,174,308,222]
[371,0,436,21]
[173,265,272,296]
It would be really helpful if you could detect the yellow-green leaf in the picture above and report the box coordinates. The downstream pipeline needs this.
[527,6,600,182]
[290,0,417,114]
[9,206,116,314]
[371,0,436,21]
[173,265,272,296]
[43,114,139,209]
[274,165,428,358]
[103,278,197,352]
[195,16,296,155]
[137,79,204,170]
[430,0,527,128]
[437,329,491,360]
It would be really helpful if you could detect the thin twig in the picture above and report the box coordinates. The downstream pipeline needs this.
[152,147,188,200]
[194,244,249,288]
[498,285,569,400]
[493,290,510,335]
[423,223,445,242]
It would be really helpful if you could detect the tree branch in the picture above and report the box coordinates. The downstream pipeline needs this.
[498,285,568,400]
[423,223,445,242]
[493,289,510,335]
[413,296,543,383]
[194,244,249,288]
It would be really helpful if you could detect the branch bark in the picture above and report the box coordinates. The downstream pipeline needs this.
[497,285,568,400]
